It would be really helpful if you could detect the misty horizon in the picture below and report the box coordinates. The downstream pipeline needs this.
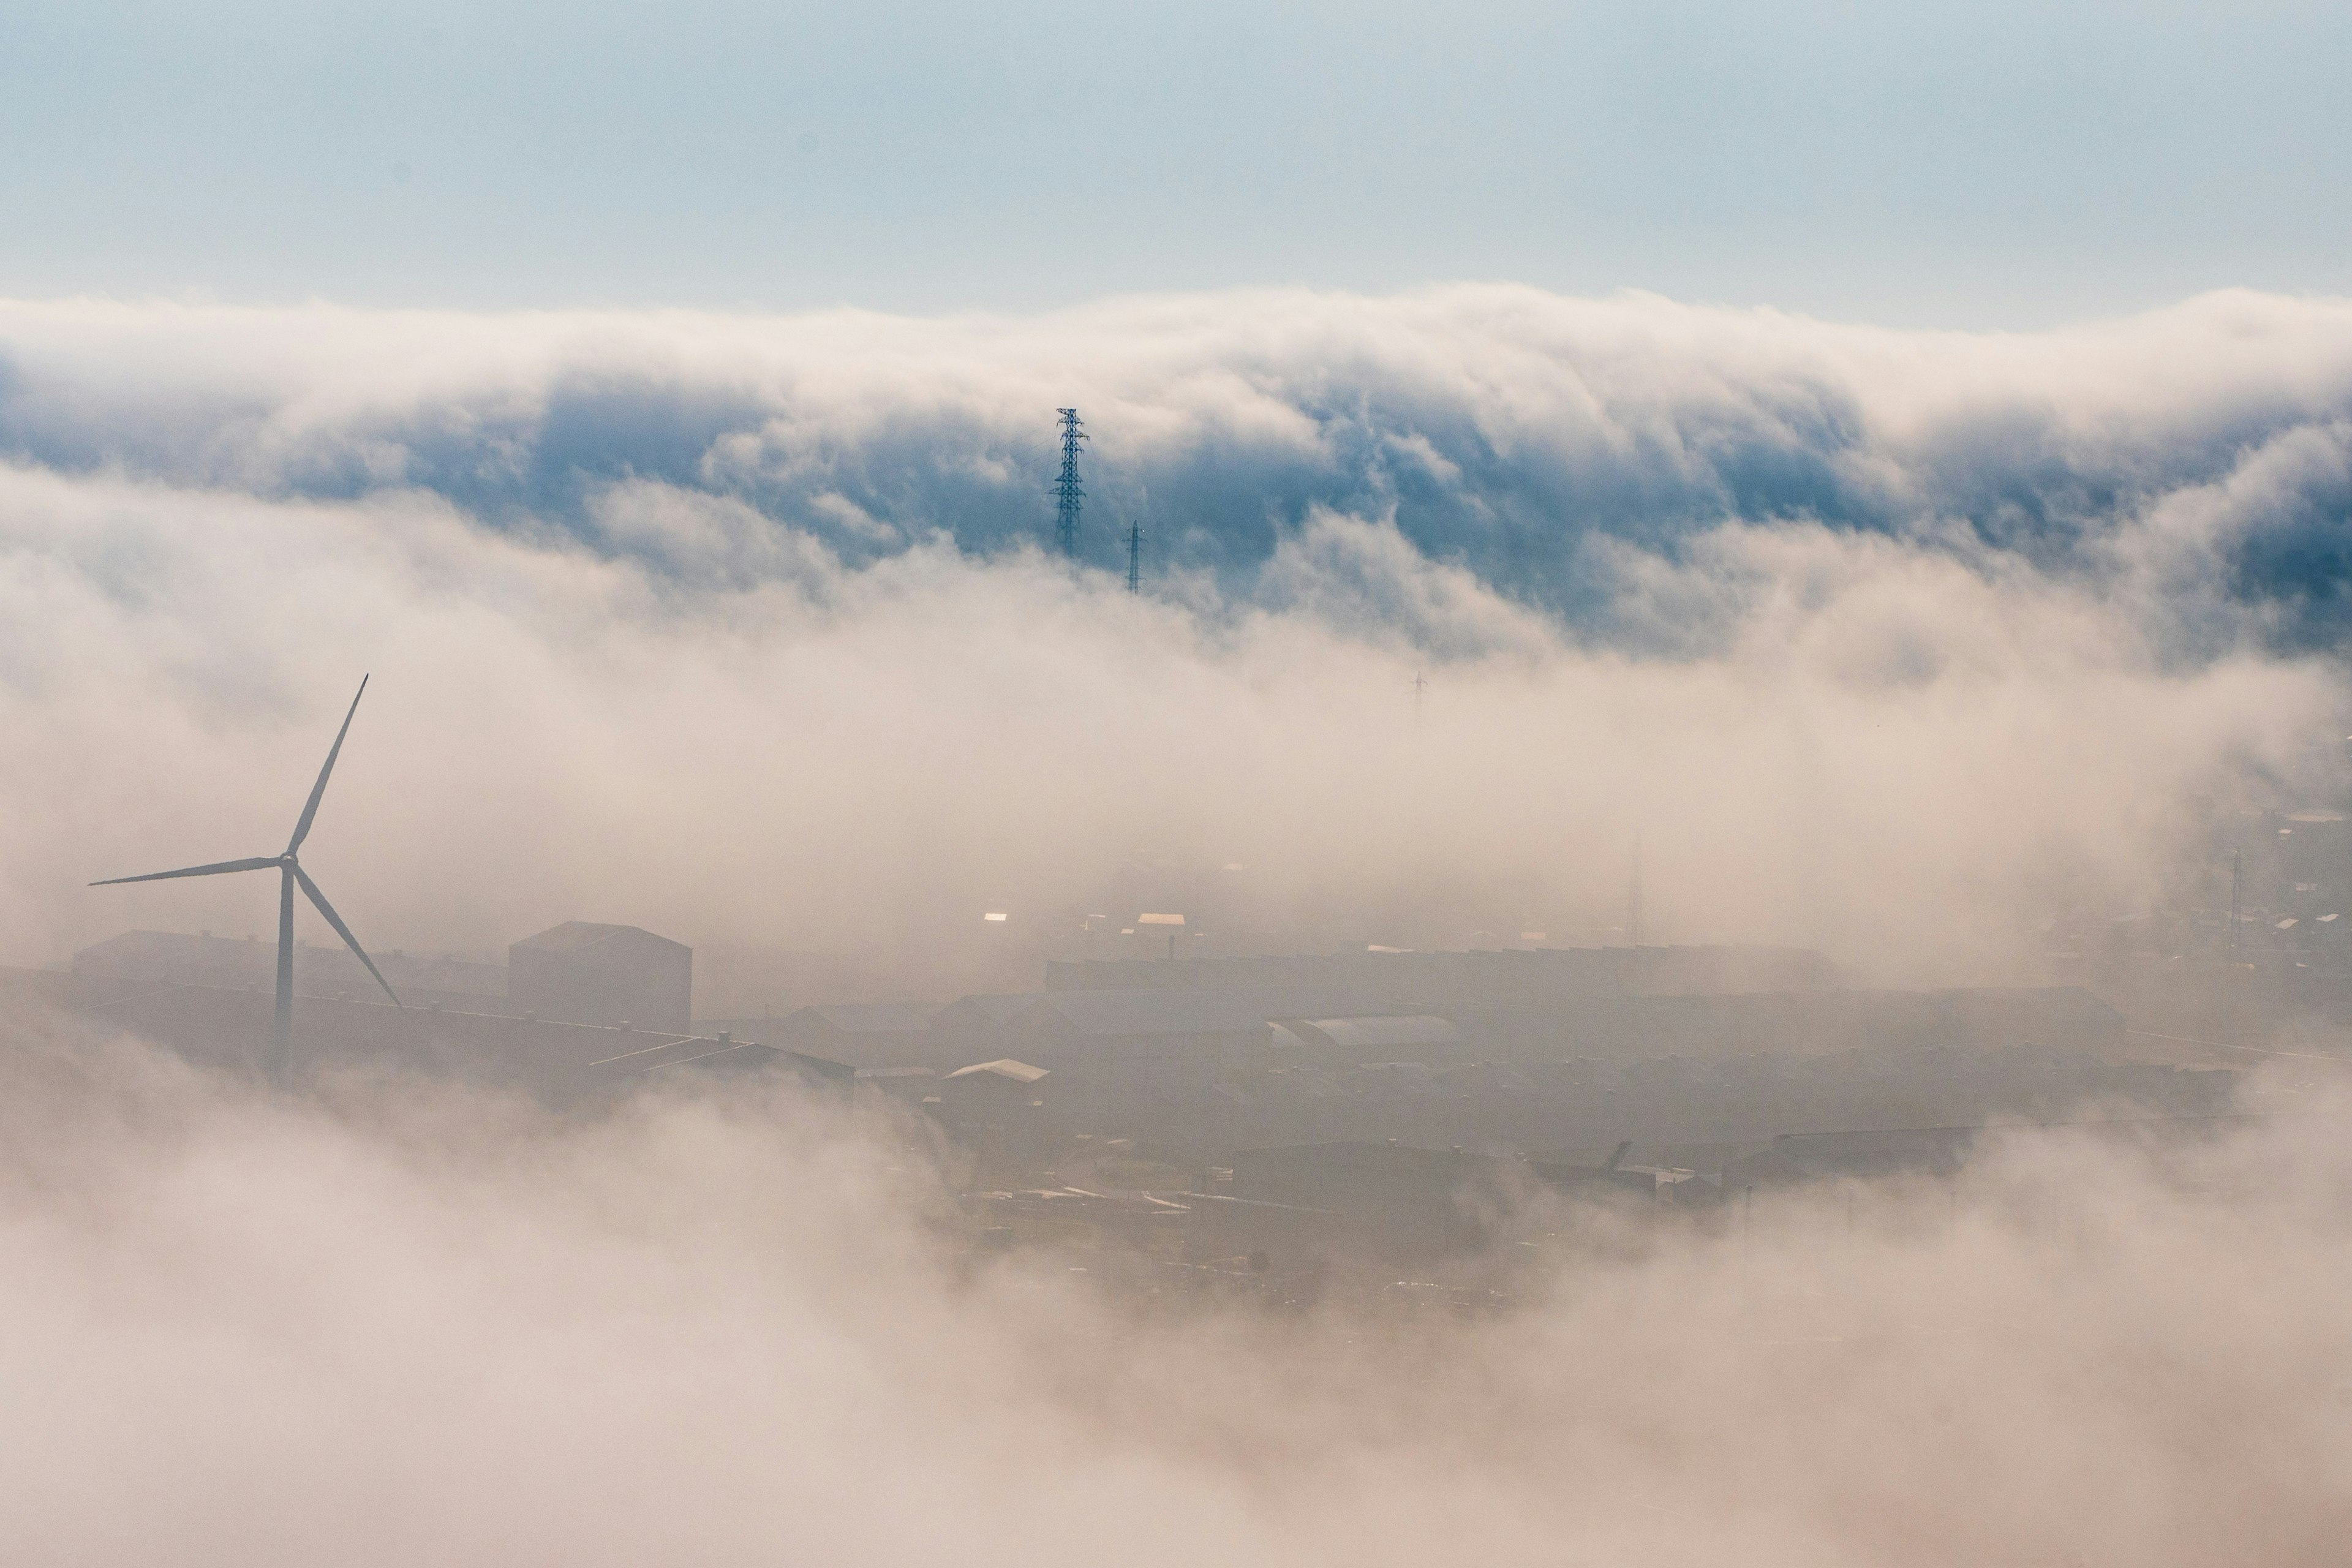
[9,276,2352,1566]
[6,283,2350,984]
[10,7,2352,1555]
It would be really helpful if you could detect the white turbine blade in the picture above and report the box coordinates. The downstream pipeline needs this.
[286,675,368,855]
[91,855,280,887]
[292,865,402,1008]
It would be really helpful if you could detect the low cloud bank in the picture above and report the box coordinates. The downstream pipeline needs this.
[4,290,2346,1562]
[0,287,2342,976]
[5,286,2352,646]
[0,1036,2345,1567]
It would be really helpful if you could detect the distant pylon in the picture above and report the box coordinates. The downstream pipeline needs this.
[1054,409,1087,559]
[1126,516,1144,594]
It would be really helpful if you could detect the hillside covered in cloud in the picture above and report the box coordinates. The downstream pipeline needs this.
[0,287,2345,978]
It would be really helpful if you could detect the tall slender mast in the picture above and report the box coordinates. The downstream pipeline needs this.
[1629,831,1645,949]
[1054,408,1087,559]
[2228,846,2242,964]
[1126,516,1143,594]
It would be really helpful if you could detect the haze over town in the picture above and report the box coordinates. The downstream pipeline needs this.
[6,4,2352,1564]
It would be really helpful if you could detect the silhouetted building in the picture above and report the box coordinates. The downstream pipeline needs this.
[508,922,692,1032]
[1012,989,1274,1090]
[1273,1015,1461,1062]
[1045,944,1835,1009]
[772,1002,938,1066]
[928,992,1046,1064]
[74,929,511,1012]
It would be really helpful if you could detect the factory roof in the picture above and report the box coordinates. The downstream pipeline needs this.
[1020,988,1274,1038]
[944,1058,1049,1085]
[1278,1014,1460,1056]
[930,992,1045,1029]
[786,1002,937,1035]
[512,921,690,957]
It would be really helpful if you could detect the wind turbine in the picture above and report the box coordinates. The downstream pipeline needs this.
[92,676,402,1083]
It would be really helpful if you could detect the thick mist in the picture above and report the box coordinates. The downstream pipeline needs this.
[0,1031,2345,1567]
[6,285,2352,1562]
[4,288,2349,979]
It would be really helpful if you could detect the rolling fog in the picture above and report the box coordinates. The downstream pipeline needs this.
[3,288,2348,975]
[0,1033,2346,1566]
[2,286,2351,1561]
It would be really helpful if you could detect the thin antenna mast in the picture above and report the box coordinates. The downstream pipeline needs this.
[1054,409,1087,559]
[1629,831,1645,949]
[2228,846,2242,964]
[1126,516,1144,594]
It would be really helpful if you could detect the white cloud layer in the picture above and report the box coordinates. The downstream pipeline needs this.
[6,285,2352,644]
[4,288,2351,1561]
[0,287,2343,979]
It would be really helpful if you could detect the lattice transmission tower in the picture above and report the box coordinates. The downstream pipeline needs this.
[1053,408,1087,559]
[1126,516,1144,594]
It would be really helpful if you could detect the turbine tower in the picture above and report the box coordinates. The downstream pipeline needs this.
[92,676,402,1084]
[1054,407,1086,559]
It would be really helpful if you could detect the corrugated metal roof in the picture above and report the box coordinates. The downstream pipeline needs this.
[944,1058,1049,1084]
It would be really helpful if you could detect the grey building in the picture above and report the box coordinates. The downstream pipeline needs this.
[1272,1015,1463,1063]
[508,922,693,1032]
[770,1002,938,1067]
[1011,989,1275,1090]
[1044,944,1836,1007]
[927,992,1046,1065]
[74,929,514,1014]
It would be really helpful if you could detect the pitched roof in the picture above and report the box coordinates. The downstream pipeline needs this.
[944,1058,1049,1084]
[512,921,690,957]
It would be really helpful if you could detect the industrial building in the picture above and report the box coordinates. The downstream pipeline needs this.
[1006,989,1275,1089]
[767,1003,940,1068]
[66,918,703,1089]
[73,929,512,1013]
[1044,944,1838,1006]
[508,922,693,1032]
[43,911,2261,1294]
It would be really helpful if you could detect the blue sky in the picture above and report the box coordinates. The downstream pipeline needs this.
[4,1,2348,325]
